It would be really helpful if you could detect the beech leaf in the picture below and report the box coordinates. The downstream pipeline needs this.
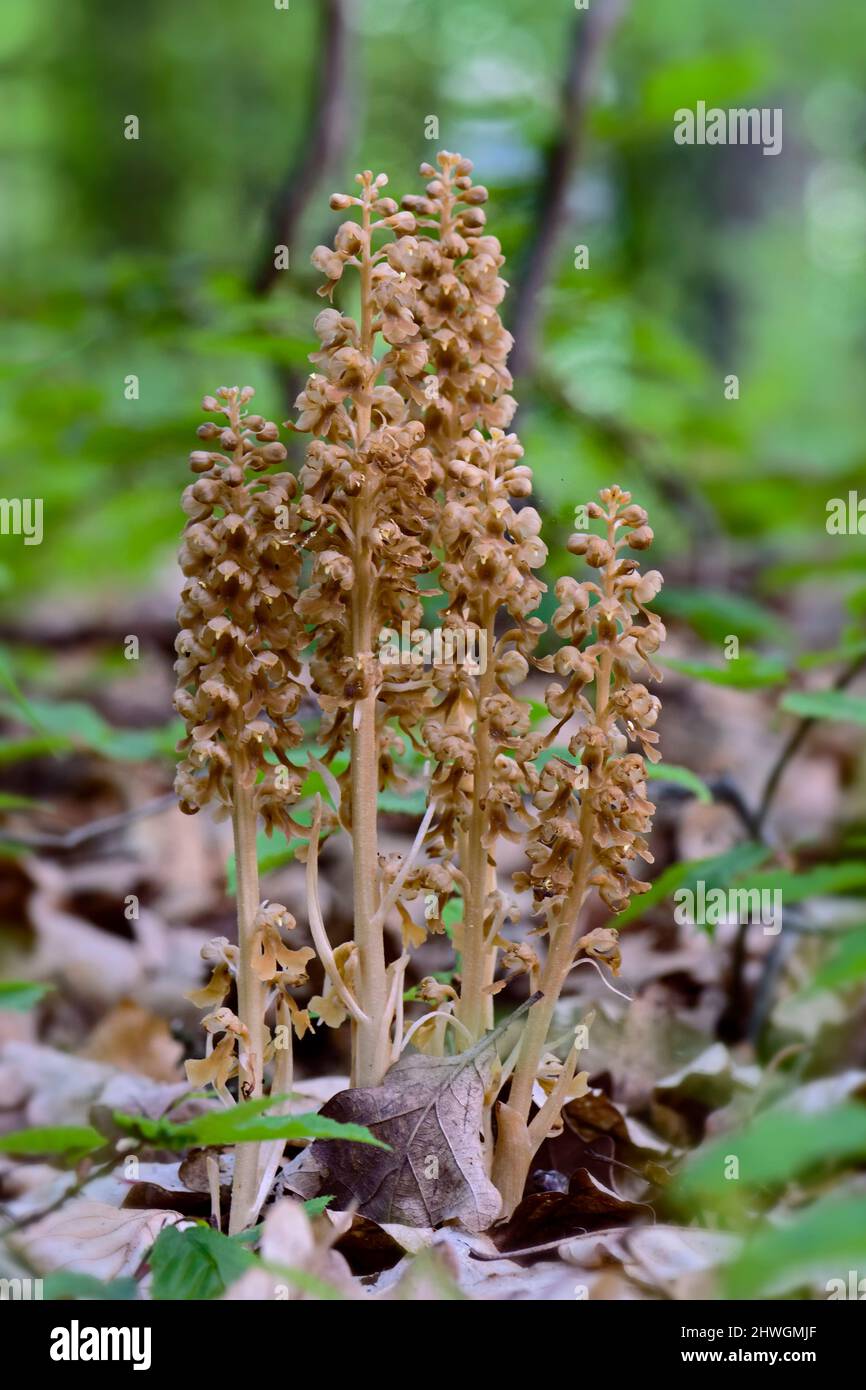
[305,997,540,1232]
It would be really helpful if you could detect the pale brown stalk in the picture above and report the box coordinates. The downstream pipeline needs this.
[228,765,266,1234]
[455,594,497,1041]
[349,190,389,1087]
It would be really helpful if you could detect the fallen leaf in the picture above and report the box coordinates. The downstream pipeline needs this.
[302,1016,531,1231]
[565,1088,671,1154]
[496,1179,645,1253]
[769,1069,866,1116]
[372,1229,506,1300]
[655,1042,761,1103]
[81,1001,184,1082]
[284,1074,350,1115]
[221,1198,359,1300]
[324,1211,435,1276]
[622,1224,741,1293]
[12,1198,180,1279]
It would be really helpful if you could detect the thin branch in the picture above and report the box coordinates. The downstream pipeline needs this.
[0,793,175,851]
[507,0,628,383]
[755,650,866,834]
[249,0,352,297]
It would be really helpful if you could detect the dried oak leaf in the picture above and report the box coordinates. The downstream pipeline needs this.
[305,1039,514,1232]
[12,1199,181,1280]
[326,1212,432,1276]
[494,1174,645,1253]
[306,1051,501,1231]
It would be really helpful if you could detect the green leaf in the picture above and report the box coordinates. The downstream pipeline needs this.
[662,652,788,689]
[534,745,581,770]
[0,698,182,763]
[613,842,770,927]
[733,861,866,905]
[645,761,712,803]
[0,646,49,732]
[0,980,54,1011]
[43,1272,139,1301]
[0,1124,103,1157]
[188,329,313,369]
[725,1195,866,1298]
[113,1095,388,1150]
[655,587,781,645]
[0,734,70,765]
[796,637,866,671]
[780,689,866,726]
[0,791,42,810]
[303,1195,334,1217]
[676,1104,866,1207]
[149,1223,256,1301]
[377,788,428,815]
[812,925,866,992]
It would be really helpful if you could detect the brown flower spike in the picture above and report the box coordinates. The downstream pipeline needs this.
[493,486,665,1212]
[175,154,668,1231]
[291,171,442,1086]
[403,152,547,1042]
[174,387,312,1233]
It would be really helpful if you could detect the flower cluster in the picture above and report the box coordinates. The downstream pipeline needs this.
[423,430,547,855]
[292,173,443,805]
[402,151,517,453]
[173,386,307,836]
[185,904,315,1094]
[174,155,669,1229]
[519,485,665,923]
[398,152,546,1031]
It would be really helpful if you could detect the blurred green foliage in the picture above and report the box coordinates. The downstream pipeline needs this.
[1,0,866,1301]
[0,0,864,629]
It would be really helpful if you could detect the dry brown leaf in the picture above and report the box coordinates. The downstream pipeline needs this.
[81,1001,184,1081]
[372,1229,511,1300]
[497,1179,644,1253]
[284,1074,350,1115]
[12,1198,180,1279]
[622,1224,741,1296]
[221,1198,359,1300]
[322,1210,436,1275]
[305,1041,504,1231]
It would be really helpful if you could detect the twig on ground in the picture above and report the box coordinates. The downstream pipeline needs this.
[0,793,175,851]
[249,0,351,297]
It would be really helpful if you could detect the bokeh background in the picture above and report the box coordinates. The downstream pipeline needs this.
[2,0,866,1299]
